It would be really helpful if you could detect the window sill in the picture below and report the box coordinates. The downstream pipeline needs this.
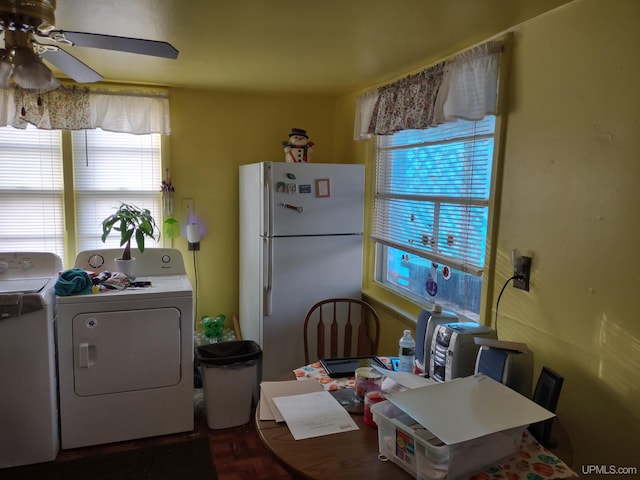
[362,284,424,327]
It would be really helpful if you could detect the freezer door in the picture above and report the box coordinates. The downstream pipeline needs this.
[265,162,364,236]
[261,234,363,381]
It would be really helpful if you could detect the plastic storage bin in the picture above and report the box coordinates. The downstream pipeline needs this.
[371,400,524,480]
[196,340,261,429]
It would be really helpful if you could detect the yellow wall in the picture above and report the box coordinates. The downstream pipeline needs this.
[496,0,640,467]
[167,88,342,328]
[167,0,638,469]
[335,0,640,469]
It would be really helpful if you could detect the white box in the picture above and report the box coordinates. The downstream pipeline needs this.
[372,400,525,480]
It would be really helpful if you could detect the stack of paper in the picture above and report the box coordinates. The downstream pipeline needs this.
[370,365,437,390]
[271,391,359,440]
[260,379,358,440]
[259,379,323,422]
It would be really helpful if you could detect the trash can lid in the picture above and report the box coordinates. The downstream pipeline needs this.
[196,340,262,366]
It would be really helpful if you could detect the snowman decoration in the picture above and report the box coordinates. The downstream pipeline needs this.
[283,128,314,163]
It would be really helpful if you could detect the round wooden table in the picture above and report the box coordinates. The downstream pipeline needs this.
[255,406,410,480]
[256,367,574,479]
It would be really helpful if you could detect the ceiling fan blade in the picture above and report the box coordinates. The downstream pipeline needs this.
[53,30,179,59]
[40,47,103,83]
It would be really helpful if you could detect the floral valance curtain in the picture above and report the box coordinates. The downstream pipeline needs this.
[355,40,503,139]
[11,86,91,130]
[367,62,445,136]
[0,86,171,134]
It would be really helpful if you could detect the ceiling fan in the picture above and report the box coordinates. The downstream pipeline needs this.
[0,0,178,92]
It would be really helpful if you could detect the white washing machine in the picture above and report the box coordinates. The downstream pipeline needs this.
[56,248,194,449]
[0,252,62,468]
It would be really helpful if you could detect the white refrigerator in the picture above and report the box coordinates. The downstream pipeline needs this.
[239,161,365,380]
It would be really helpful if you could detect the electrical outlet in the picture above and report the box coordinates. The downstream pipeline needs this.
[513,256,532,291]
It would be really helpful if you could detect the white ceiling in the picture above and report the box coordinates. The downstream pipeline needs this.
[46,0,573,95]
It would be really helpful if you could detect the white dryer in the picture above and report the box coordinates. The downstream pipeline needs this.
[0,252,62,468]
[55,248,194,449]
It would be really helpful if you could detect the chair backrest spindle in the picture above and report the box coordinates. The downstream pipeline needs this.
[330,301,339,358]
[303,298,380,364]
[357,308,369,354]
[317,307,325,360]
[342,302,353,357]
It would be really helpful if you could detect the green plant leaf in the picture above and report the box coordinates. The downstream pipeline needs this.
[100,202,159,258]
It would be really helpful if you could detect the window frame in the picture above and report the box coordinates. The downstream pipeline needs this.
[71,129,164,257]
[0,126,166,267]
[367,115,503,322]
[0,125,65,259]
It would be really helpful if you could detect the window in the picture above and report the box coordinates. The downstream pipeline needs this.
[372,116,496,319]
[72,129,162,254]
[0,126,64,257]
[0,126,163,266]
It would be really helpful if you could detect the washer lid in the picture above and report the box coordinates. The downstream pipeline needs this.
[0,277,50,294]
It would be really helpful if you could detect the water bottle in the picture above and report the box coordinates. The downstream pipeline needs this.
[398,330,416,373]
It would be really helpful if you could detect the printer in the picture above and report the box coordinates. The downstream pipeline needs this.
[429,322,496,382]
[474,339,534,397]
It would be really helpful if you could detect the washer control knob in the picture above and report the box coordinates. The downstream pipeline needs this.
[162,255,171,264]
[0,261,8,273]
[88,254,105,269]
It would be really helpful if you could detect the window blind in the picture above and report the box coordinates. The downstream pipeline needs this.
[372,116,496,275]
[72,129,163,254]
[0,126,64,258]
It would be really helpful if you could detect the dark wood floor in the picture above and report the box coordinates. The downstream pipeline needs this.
[199,413,296,480]
[54,406,296,480]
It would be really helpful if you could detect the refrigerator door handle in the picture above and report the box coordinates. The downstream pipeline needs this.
[263,167,272,238]
[264,236,272,316]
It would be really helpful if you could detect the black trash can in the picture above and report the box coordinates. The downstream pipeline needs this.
[196,340,261,429]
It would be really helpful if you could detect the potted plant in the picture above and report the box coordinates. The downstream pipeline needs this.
[101,202,159,276]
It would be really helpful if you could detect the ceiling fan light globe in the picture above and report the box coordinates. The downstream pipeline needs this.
[13,67,60,92]
[11,45,59,92]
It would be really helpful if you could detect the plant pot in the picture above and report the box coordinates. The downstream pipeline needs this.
[114,257,136,280]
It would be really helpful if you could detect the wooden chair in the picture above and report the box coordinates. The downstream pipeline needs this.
[303,298,380,364]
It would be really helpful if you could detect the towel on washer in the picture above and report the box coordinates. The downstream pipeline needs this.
[55,268,93,296]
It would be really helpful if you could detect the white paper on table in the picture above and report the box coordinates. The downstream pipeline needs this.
[381,376,406,394]
[371,365,437,389]
[384,374,555,445]
[260,380,324,422]
[271,391,359,440]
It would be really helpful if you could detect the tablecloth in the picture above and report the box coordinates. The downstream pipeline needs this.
[293,359,393,390]
[470,429,577,479]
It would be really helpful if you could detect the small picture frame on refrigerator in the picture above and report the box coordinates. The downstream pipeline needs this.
[316,178,330,197]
